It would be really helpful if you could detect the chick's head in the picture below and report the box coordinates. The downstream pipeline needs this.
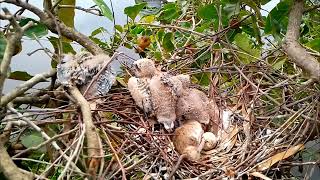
[133,58,157,78]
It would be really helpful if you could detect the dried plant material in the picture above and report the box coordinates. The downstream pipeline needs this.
[221,110,233,131]
[250,172,272,180]
[219,126,239,153]
[202,132,218,151]
[255,144,304,171]
[173,120,204,161]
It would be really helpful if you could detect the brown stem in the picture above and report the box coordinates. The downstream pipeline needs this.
[283,0,320,81]
[69,86,101,177]
[3,0,104,55]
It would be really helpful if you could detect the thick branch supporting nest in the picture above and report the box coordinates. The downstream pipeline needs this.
[283,0,320,81]
[69,86,102,176]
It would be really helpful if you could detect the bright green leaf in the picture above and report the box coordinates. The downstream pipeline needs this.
[272,58,286,70]
[91,27,108,36]
[158,3,181,23]
[142,15,156,23]
[198,4,218,20]
[93,0,114,21]
[306,39,320,52]
[9,71,34,81]
[233,33,261,64]
[162,32,175,52]
[124,3,147,21]
[115,25,123,33]
[19,18,48,39]
[264,0,292,34]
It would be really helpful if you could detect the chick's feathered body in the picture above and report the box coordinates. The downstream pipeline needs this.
[176,88,211,125]
[127,77,152,114]
[173,120,204,161]
[149,73,177,130]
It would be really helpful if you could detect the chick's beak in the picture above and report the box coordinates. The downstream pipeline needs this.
[163,121,174,132]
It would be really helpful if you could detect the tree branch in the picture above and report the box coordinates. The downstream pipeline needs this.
[0,118,34,180]
[69,86,101,177]
[0,8,34,105]
[0,69,56,106]
[283,0,320,81]
[3,0,104,55]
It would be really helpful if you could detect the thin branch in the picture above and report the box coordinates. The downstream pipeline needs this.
[0,8,34,105]
[3,0,104,55]
[0,69,56,106]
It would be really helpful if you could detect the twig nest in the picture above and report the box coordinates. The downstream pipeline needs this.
[173,120,204,161]
[202,132,218,151]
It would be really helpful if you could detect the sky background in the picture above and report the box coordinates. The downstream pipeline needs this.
[1,0,279,93]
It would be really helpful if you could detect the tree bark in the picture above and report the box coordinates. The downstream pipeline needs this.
[283,0,320,81]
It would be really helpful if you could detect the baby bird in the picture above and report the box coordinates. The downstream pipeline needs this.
[176,88,211,125]
[149,73,178,131]
[128,58,158,114]
[172,120,205,161]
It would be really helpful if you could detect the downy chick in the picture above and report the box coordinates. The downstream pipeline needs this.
[172,120,205,161]
[149,72,178,131]
[176,88,211,125]
[127,58,158,114]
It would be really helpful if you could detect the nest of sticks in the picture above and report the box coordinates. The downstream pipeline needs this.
[74,58,319,179]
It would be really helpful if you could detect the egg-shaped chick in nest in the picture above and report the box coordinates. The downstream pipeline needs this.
[172,120,205,161]
[202,132,218,151]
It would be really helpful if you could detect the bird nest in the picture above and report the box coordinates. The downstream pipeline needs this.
[81,59,319,179]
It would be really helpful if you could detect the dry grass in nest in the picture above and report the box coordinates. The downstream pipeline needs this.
[86,65,319,179]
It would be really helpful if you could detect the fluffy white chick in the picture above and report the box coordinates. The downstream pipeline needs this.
[127,58,158,114]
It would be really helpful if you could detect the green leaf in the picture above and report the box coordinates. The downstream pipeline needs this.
[91,27,108,36]
[272,58,286,70]
[130,25,145,35]
[114,25,123,33]
[162,32,174,52]
[198,4,218,20]
[233,33,260,64]
[0,34,6,62]
[193,72,211,87]
[48,36,76,54]
[9,71,34,81]
[93,0,114,21]
[124,3,147,21]
[264,0,292,34]
[158,3,181,23]
[57,0,75,29]
[306,39,320,52]
[21,132,45,152]
[19,18,48,39]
